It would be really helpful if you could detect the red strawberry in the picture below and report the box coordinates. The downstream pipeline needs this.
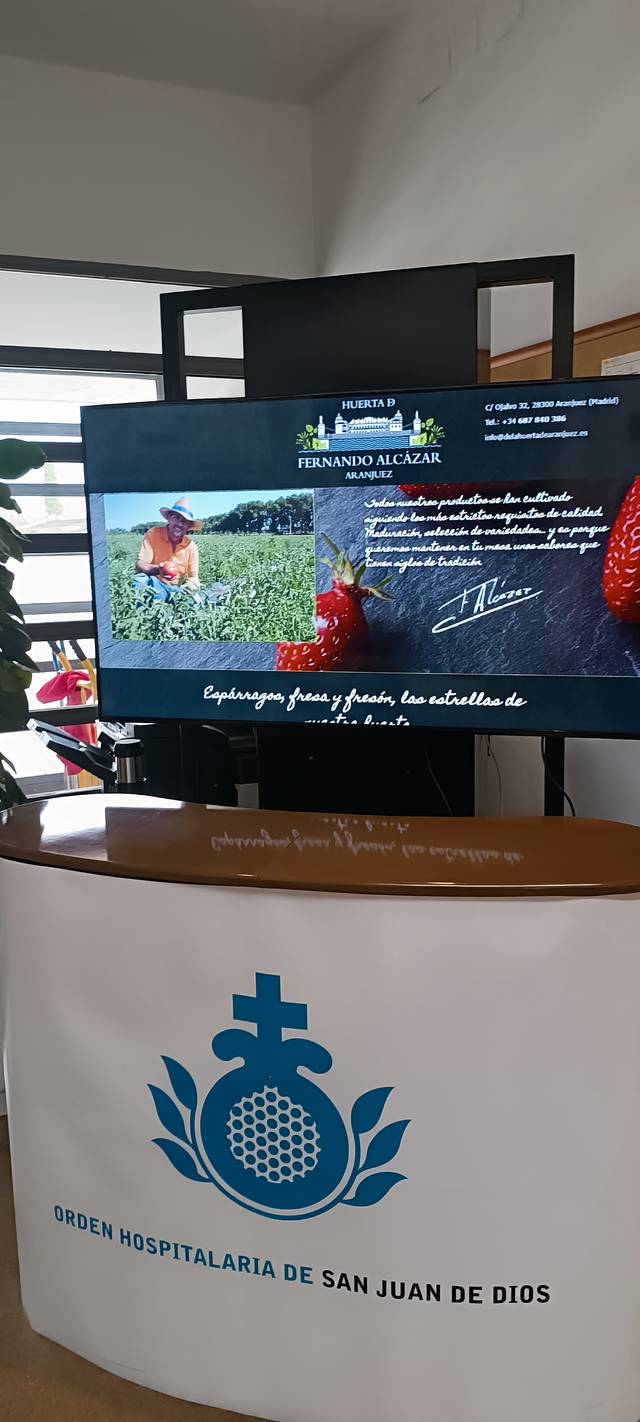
[275,535,391,671]
[399,483,500,499]
[602,477,640,621]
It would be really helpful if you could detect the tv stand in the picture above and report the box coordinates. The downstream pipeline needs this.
[256,723,474,816]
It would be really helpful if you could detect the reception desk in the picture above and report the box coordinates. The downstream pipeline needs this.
[2,795,640,1422]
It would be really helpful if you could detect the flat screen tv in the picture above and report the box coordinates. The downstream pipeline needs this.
[82,376,640,736]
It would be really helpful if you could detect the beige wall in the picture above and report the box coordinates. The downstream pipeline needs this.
[0,52,314,278]
[313,0,640,351]
[312,0,640,824]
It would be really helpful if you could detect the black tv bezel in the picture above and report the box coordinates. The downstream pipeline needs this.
[81,372,640,741]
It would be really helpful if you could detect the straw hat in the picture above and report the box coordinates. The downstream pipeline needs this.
[159,496,202,533]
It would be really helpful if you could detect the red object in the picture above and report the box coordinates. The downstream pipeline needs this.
[399,483,501,499]
[276,540,390,672]
[37,671,93,775]
[602,478,640,622]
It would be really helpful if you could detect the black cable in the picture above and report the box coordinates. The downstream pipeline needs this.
[424,747,454,816]
[487,735,504,815]
[540,736,576,817]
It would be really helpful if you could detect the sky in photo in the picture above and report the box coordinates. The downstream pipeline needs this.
[104,489,309,530]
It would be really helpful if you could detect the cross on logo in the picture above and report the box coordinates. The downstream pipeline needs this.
[233,972,307,1046]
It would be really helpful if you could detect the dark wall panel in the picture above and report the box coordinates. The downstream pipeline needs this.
[242,264,479,397]
[241,262,478,814]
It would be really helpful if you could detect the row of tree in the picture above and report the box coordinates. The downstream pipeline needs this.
[127,493,313,537]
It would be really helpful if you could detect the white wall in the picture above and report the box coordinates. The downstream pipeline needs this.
[313,0,640,823]
[0,52,313,279]
[313,0,640,350]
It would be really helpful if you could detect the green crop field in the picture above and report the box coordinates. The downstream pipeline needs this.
[107,533,317,643]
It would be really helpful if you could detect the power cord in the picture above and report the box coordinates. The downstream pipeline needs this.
[486,735,504,816]
[540,736,576,817]
[424,746,454,816]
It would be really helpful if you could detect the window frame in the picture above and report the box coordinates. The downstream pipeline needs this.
[0,254,260,791]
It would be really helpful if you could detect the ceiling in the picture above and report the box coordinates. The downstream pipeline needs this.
[0,0,411,104]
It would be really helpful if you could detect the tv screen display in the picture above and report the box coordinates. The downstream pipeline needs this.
[82,376,640,736]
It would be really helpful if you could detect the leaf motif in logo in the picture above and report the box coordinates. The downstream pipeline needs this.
[361,1119,410,1172]
[161,1055,198,1111]
[148,1084,188,1143]
[343,1171,406,1207]
[152,1138,207,1181]
[351,1086,392,1137]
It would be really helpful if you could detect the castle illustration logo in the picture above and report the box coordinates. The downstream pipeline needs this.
[149,972,409,1220]
[295,408,445,454]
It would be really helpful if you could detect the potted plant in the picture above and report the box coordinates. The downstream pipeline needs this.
[0,438,47,810]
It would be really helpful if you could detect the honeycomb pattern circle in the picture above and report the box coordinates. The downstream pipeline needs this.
[227,1085,320,1183]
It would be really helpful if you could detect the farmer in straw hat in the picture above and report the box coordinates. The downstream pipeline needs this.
[132,496,203,602]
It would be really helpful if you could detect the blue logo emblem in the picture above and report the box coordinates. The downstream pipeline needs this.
[149,972,409,1220]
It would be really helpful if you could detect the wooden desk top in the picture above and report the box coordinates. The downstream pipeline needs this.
[0,795,639,896]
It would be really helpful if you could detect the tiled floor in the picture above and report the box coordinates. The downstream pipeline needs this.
[0,1118,258,1422]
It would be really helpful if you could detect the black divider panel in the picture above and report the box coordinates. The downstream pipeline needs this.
[241,265,478,814]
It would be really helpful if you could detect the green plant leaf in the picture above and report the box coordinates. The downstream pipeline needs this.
[0,591,24,622]
[0,617,30,644]
[320,532,340,559]
[0,758,26,810]
[0,464,33,747]
[0,660,32,691]
[0,667,19,692]
[0,484,20,513]
[0,658,29,683]
[0,518,25,564]
[0,688,29,732]
[1,655,35,682]
[0,620,32,661]
[0,438,46,479]
[0,652,35,679]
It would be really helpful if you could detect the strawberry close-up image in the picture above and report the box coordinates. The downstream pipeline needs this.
[602,477,640,622]
[399,483,501,499]
[275,535,390,671]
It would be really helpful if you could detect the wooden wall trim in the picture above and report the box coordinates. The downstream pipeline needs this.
[491,311,640,369]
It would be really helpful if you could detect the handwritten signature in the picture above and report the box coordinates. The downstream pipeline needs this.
[432,578,542,635]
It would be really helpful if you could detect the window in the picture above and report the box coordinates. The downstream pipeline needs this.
[0,260,250,796]
[186,377,245,399]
